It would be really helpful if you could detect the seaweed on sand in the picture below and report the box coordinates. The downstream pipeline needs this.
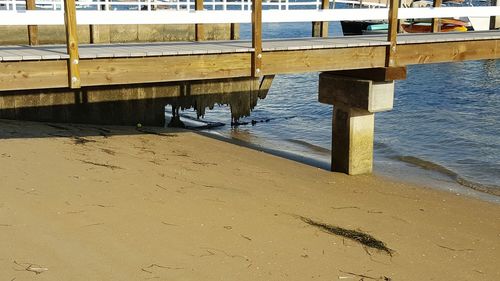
[299,216,394,256]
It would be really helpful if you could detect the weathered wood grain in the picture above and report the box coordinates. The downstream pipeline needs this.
[386,0,399,67]
[0,60,68,91]
[395,40,499,66]
[78,53,252,86]
[262,46,387,75]
[252,0,262,76]
[63,0,81,88]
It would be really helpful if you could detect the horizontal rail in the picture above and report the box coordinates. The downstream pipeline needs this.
[1,7,500,25]
[0,0,387,12]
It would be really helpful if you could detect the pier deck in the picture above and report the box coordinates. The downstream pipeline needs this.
[0,31,498,91]
[0,31,498,61]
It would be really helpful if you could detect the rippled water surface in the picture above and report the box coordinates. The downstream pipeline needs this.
[178,22,500,200]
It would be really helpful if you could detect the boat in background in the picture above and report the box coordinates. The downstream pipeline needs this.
[340,0,486,35]
[401,18,470,33]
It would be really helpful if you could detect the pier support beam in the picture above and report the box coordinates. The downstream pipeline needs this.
[319,68,405,175]
[0,77,272,126]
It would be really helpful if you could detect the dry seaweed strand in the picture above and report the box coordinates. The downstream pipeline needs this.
[299,216,394,256]
[13,261,48,275]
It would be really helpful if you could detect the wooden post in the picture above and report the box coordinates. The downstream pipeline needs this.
[230,23,237,40]
[195,0,204,41]
[491,0,500,30]
[26,0,38,45]
[386,0,399,67]
[63,0,81,89]
[252,0,262,77]
[431,0,442,33]
[312,0,330,37]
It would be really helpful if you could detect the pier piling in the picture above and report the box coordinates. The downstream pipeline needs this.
[319,71,399,175]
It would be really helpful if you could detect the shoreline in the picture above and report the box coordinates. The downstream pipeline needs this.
[1,119,499,280]
[198,126,500,204]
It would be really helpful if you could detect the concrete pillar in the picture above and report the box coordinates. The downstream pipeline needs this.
[332,106,374,175]
[319,72,397,175]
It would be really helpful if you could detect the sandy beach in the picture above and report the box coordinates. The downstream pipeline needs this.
[0,119,498,280]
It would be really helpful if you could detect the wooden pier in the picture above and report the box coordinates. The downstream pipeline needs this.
[0,0,499,174]
[0,31,499,92]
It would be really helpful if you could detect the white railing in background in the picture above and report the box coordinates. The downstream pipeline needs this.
[0,6,499,25]
[0,0,499,25]
[0,0,387,12]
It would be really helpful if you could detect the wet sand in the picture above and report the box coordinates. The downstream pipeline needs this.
[0,119,499,280]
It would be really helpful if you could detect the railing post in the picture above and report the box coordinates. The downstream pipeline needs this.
[252,0,262,77]
[386,0,399,67]
[63,0,81,89]
[26,0,38,45]
[312,0,330,37]
[195,0,204,41]
[491,0,500,30]
[431,0,442,33]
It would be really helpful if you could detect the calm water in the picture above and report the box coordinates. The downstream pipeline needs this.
[176,22,500,202]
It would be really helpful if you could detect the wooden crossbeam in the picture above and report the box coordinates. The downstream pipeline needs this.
[0,60,68,91]
[395,40,499,66]
[262,47,387,75]
[328,67,407,82]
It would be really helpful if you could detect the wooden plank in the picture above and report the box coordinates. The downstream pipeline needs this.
[78,53,252,86]
[252,0,262,76]
[312,0,330,37]
[386,0,399,67]
[262,46,387,75]
[26,0,39,46]
[195,0,204,41]
[63,0,81,89]
[0,60,68,91]
[395,39,499,66]
[431,0,442,33]
[328,67,407,81]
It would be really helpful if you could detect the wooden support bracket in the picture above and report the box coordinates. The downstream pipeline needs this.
[63,0,81,89]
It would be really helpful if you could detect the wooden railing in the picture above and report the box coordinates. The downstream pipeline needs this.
[0,0,388,12]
